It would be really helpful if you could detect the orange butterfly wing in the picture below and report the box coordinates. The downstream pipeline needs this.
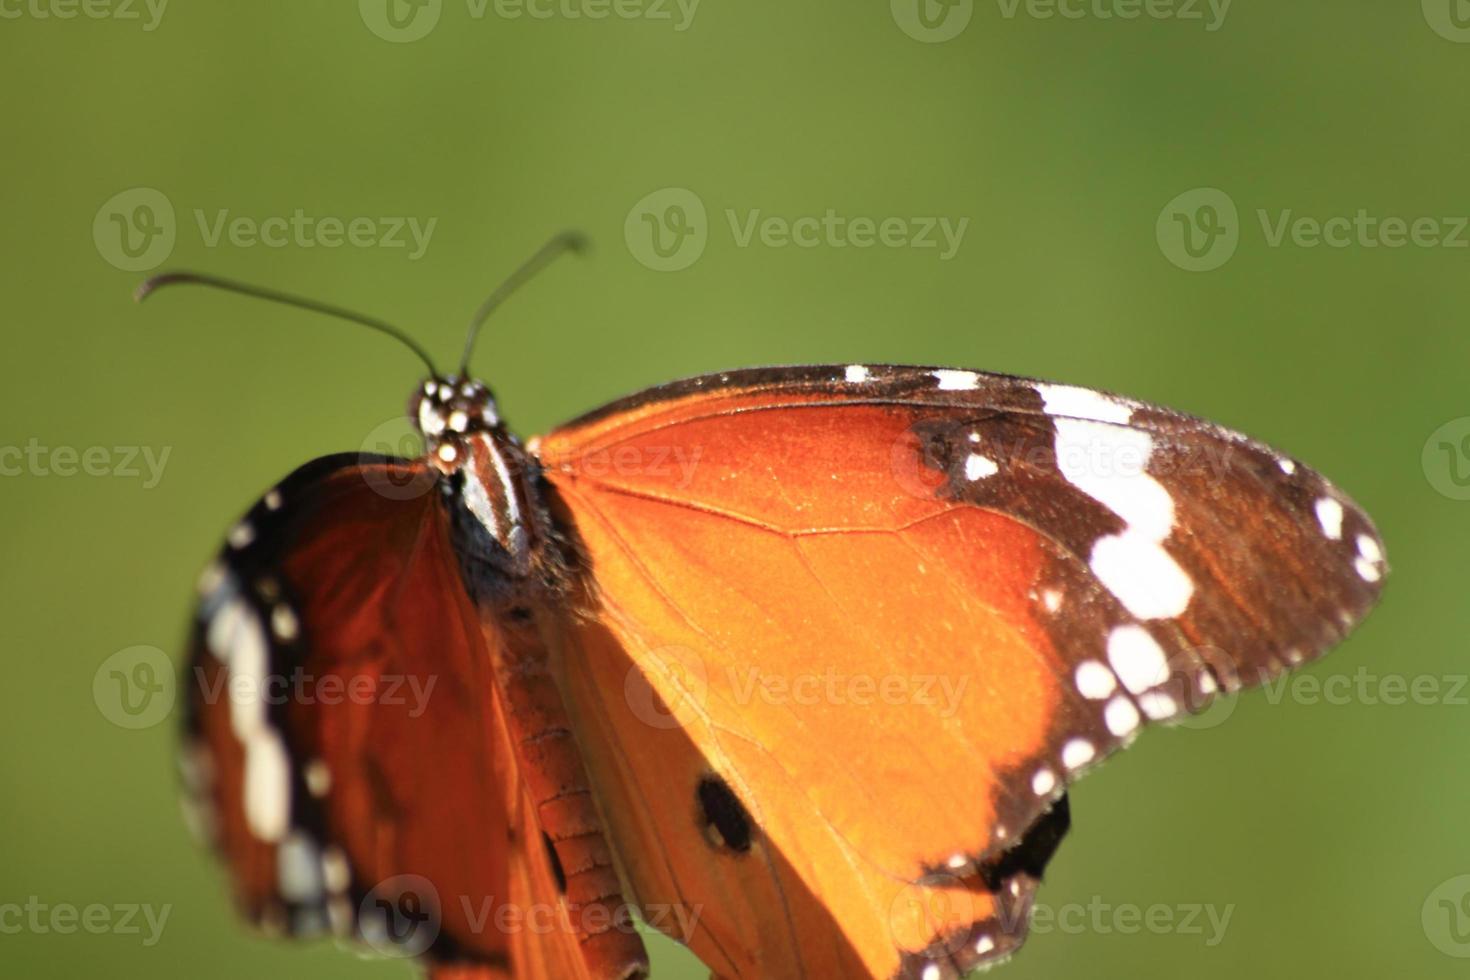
[531,365,1385,978]
[181,454,647,979]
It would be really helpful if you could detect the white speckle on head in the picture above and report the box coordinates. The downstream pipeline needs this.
[461,382,477,398]
[270,604,298,642]
[1035,382,1133,425]
[278,831,325,903]
[946,853,969,870]
[1315,497,1344,540]
[1105,695,1140,737]
[244,730,291,842]
[1050,417,1193,620]
[976,935,996,956]
[264,489,282,511]
[305,758,332,798]
[436,443,458,464]
[844,364,871,383]
[1062,738,1095,770]
[448,410,469,433]
[1139,691,1179,721]
[423,381,437,396]
[1031,767,1057,796]
[1278,458,1296,475]
[1075,660,1117,700]
[228,521,255,550]
[1107,625,1169,694]
[964,452,999,481]
[932,369,980,391]
[418,398,447,436]
[481,403,500,427]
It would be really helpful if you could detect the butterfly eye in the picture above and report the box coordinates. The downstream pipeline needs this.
[696,775,754,854]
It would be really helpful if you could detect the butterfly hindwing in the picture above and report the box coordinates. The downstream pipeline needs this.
[180,453,646,979]
[530,364,1385,978]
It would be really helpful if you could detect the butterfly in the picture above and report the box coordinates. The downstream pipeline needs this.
[161,236,1386,980]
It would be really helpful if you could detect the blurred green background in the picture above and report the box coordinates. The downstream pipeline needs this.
[2,1,1468,977]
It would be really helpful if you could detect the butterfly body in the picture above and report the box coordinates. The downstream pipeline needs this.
[180,362,1385,980]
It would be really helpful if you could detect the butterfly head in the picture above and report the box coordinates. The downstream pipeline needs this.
[411,376,502,470]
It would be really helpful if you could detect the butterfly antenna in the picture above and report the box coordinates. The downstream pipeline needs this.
[459,231,588,376]
[134,271,440,376]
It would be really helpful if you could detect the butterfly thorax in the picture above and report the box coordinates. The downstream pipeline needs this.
[410,376,545,587]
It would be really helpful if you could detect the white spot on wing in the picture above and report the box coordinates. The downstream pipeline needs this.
[844,364,870,383]
[1356,533,1382,564]
[228,521,255,550]
[1062,738,1095,770]
[244,730,291,842]
[278,832,325,903]
[964,452,998,481]
[1315,497,1344,540]
[1107,625,1168,694]
[1031,767,1057,796]
[1050,417,1194,619]
[1075,660,1117,700]
[1035,382,1133,425]
[931,369,979,391]
[1105,695,1140,736]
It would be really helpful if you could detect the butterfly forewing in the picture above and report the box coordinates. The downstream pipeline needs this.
[531,364,1385,979]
